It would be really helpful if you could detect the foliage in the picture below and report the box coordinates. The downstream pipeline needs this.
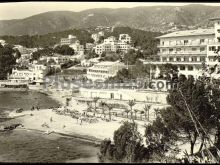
[158,63,179,80]
[100,52,121,62]
[85,49,99,59]
[105,26,161,58]
[0,44,16,79]
[32,47,54,60]
[1,29,93,48]
[123,49,144,65]
[61,60,79,69]
[99,121,149,163]
[54,45,74,55]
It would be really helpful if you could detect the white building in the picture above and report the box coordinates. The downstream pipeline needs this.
[91,31,104,43]
[69,40,84,55]
[86,61,126,81]
[60,35,77,45]
[119,34,132,44]
[0,39,6,46]
[143,18,220,79]
[40,54,70,64]
[94,35,132,55]
[8,62,49,84]
[77,88,168,105]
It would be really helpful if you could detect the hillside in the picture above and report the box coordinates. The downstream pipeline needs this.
[0,4,220,35]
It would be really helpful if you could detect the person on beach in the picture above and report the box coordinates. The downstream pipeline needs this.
[63,125,66,129]
[50,117,53,122]
[31,106,34,111]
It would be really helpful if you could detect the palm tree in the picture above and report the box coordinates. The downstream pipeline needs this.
[128,100,136,121]
[134,109,138,120]
[106,104,113,121]
[154,108,160,118]
[100,101,106,115]
[93,97,100,113]
[124,109,130,119]
[143,105,151,121]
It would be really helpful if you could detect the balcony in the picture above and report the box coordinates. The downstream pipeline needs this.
[157,41,220,47]
[158,51,207,55]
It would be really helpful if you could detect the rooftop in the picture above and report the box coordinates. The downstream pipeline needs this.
[156,28,214,38]
[95,61,124,66]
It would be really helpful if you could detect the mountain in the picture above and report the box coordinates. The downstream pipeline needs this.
[1,4,220,36]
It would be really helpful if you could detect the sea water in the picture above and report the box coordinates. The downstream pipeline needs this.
[0,91,99,163]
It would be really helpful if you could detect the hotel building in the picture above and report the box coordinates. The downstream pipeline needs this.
[60,35,77,45]
[8,62,49,84]
[94,34,132,55]
[143,18,220,79]
[86,61,126,81]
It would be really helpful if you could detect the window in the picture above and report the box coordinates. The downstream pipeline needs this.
[192,48,197,51]
[169,48,173,52]
[176,57,181,61]
[200,47,205,52]
[200,57,206,61]
[200,39,205,44]
[176,48,181,51]
[184,40,188,45]
[169,57,173,62]
[180,65,185,70]
[218,29,220,33]
[209,46,216,51]
[188,66,193,71]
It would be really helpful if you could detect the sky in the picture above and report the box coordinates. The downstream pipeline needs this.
[0,2,220,20]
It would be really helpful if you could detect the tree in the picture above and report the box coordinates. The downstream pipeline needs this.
[93,97,100,113]
[14,49,21,59]
[165,76,218,155]
[107,104,113,121]
[159,64,179,81]
[128,100,136,121]
[124,109,130,119]
[54,45,75,55]
[143,105,151,121]
[134,109,138,120]
[0,44,16,79]
[98,121,148,163]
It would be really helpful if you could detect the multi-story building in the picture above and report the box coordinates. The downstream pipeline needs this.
[8,62,49,84]
[143,18,220,79]
[40,54,70,64]
[119,34,132,44]
[91,31,104,43]
[85,43,95,52]
[60,35,77,45]
[69,40,84,55]
[95,35,132,55]
[86,61,126,81]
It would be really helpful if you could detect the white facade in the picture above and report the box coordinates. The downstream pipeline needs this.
[86,61,126,81]
[8,63,49,83]
[119,34,132,44]
[78,88,168,104]
[40,54,70,64]
[69,41,84,55]
[95,34,132,55]
[144,19,220,79]
[60,35,77,45]
[0,39,6,46]
[91,31,104,43]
